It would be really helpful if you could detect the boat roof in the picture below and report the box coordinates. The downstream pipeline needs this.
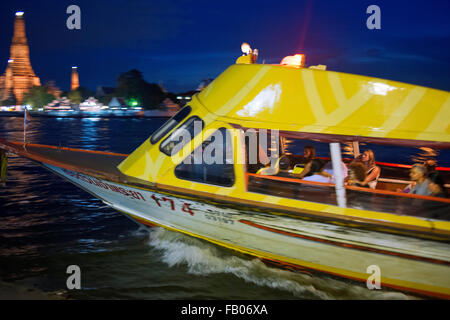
[196,64,450,144]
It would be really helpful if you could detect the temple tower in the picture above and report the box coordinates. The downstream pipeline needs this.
[71,66,79,91]
[0,12,41,105]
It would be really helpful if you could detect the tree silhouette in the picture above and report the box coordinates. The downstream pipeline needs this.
[22,86,55,109]
[116,69,165,109]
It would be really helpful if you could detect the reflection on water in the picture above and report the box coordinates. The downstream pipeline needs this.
[0,117,432,299]
[80,118,107,150]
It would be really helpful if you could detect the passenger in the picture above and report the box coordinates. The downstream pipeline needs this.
[303,145,316,163]
[428,172,447,198]
[296,158,332,183]
[406,164,432,196]
[347,162,367,187]
[281,145,316,172]
[288,145,317,176]
[358,149,381,189]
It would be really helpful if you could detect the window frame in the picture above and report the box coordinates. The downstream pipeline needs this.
[174,127,235,187]
[159,115,204,157]
[150,105,192,145]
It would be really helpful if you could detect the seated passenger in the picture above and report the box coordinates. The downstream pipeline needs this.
[355,149,380,189]
[303,145,316,163]
[347,162,367,187]
[428,172,447,198]
[292,145,316,171]
[279,145,316,171]
[296,159,332,183]
[405,164,432,196]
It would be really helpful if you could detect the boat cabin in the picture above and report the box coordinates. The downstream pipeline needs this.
[116,61,450,237]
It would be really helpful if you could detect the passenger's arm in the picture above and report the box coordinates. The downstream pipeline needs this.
[397,182,414,193]
[296,162,312,179]
[362,166,380,186]
[319,171,332,179]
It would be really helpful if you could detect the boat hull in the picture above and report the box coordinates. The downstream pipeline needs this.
[45,163,450,299]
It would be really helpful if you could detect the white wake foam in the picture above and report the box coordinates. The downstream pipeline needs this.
[147,227,418,300]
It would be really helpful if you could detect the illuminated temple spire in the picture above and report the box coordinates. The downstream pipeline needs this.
[71,66,79,91]
[0,12,41,105]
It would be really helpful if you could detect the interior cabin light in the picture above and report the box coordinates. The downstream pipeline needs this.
[280,54,305,68]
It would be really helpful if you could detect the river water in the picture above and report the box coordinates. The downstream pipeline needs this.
[0,117,429,300]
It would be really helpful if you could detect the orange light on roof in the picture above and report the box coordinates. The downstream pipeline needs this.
[280,54,305,68]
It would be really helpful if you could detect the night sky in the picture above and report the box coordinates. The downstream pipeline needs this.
[1,0,449,93]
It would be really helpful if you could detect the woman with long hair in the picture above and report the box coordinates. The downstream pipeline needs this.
[359,149,381,189]
[303,145,316,163]
[347,161,367,187]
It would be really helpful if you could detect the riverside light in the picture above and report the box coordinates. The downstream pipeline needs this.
[280,54,305,68]
[129,99,139,107]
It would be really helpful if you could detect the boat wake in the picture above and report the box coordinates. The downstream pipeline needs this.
[146,227,419,300]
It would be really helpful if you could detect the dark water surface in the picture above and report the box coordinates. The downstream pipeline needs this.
[0,117,422,299]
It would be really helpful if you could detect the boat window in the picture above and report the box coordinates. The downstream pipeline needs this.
[160,116,204,156]
[175,127,235,187]
[150,105,192,144]
[243,127,450,220]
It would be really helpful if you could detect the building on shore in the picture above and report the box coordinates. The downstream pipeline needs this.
[108,97,128,109]
[45,81,62,99]
[44,97,74,111]
[79,97,104,111]
[0,12,41,105]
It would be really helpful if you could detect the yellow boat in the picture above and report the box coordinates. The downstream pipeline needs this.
[1,48,449,299]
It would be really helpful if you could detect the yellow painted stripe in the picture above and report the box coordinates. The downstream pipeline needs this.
[328,72,347,105]
[416,95,450,140]
[302,69,327,121]
[142,152,166,180]
[370,86,426,137]
[315,70,340,115]
[262,195,282,205]
[388,89,448,140]
[299,73,373,133]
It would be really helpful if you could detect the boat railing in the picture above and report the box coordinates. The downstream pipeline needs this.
[246,172,450,204]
